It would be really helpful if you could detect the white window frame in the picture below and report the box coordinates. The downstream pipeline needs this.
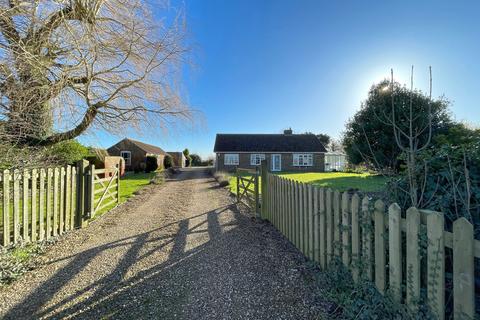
[293,153,313,167]
[250,153,266,165]
[120,151,132,166]
[224,153,239,165]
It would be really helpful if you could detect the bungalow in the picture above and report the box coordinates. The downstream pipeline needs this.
[107,138,168,172]
[213,130,327,172]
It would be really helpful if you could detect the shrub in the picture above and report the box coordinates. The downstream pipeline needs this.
[163,154,173,169]
[319,261,435,319]
[183,148,191,167]
[190,153,202,166]
[214,171,230,187]
[0,139,90,169]
[0,241,54,285]
[44,140,90,164]
[145,155,159,173]
[387,139,480,232]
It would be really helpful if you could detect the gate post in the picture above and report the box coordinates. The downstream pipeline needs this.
[75,159,89,228]
[87,164,95,218]
[254,166,260,219]
[236,168,240,203]
[260,161,268,220]
[116,163,121,204]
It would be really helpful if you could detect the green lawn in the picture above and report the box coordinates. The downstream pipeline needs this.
[229,171,387,194]
[94,171,157,217]
[278,172,387,193]
[229,172,260,195]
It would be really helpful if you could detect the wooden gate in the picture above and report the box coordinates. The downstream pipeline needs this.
[89,164,120,218]
[235,168,260,216]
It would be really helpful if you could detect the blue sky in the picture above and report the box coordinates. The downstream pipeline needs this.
[80,0,480,158]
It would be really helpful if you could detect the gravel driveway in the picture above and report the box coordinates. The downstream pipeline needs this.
[0,168,325,319]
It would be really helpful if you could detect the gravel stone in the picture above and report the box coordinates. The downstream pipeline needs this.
[0,168,327,319]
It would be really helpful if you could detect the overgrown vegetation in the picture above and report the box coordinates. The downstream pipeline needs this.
[388,125,480,233]
[163,154,173,169]
[317,262,435,320]
[0,241,55,285]
[0,139,91,170]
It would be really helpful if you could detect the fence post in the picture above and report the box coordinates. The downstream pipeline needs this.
[406,207,420,310]
[31,169,38,241]
[453,217,474,319]
[53,167,59,237]
[88,164,95,218]
[46,168,52,239]
[236,169,240,203]
[3,170,10,246]
[64,166,71,231]
[116,163,121,204]
[388,203,402,302]
[341,191,350,268]
[319,188,326,269]
[70,167,76,230]
[302,183,308,255]
[76,159,89,228]
[22,169,29,241]
[307,184,314,260]
[351,193,360,282]
[39,169,45,240]
[254,166,259,219]
[59,167,65,234]
[13,169,20,243]
[325,189,333,265]
[313,186,319,264]
[426,211,445,320]
[374,200,386,294]
[333,190,341,259]
[362,196,373,281]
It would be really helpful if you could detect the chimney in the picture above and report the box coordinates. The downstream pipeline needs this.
[283,128,293,135]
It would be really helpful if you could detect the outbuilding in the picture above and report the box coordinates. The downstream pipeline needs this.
[107,138,167,172]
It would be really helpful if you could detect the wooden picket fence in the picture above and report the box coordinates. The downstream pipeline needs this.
[261,169,478,320]
[0,160,121,247]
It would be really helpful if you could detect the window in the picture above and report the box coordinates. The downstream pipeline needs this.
[120,151,132,166]
[224,154,239,165]
[250,153,265,165]
[293,153,313,166]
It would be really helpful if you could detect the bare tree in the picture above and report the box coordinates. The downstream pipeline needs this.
[390,66,432,207]
[0,0,191,147]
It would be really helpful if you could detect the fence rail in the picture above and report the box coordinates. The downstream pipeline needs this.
[261,165,478,320]
[235,168,260,216]
[0,160,121,247]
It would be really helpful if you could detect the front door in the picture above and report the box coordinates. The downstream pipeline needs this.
[271,154,281,171]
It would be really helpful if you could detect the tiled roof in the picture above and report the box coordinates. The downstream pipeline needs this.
[213,134,327,153]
